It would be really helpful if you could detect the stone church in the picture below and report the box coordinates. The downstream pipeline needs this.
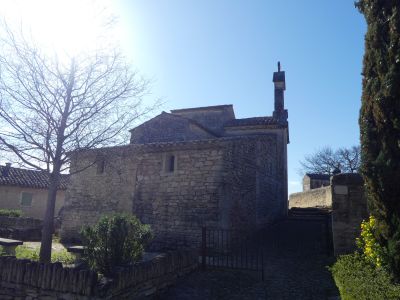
[60,65,289,248]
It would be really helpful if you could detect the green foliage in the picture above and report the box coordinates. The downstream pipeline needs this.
[81,213,152,276]
[50,249,75,264]
[356,216,387,267]
[15,246,39,261]
[0,245,74,264]
[0,209,22,217]
[356,0,400,278]
[331,253,400,300]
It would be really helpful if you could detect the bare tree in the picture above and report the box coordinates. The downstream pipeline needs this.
[0,23,153,262]
[337,146,360,173]
[299,145,361,176]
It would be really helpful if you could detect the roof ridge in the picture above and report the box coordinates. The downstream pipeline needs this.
[170,104,233,113]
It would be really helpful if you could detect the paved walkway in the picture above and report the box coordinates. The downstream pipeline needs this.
[160,217,339,300]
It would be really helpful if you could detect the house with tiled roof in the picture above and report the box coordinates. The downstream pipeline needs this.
[0,164,68,219]
[61,65,289,248]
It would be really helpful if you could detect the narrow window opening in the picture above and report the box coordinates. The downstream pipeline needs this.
[96,158,105,174]
[168,155,175,172]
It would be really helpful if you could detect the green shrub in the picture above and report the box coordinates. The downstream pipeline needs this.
[331,253,400,300]
[81,213,152,276]
[0,209,22,217]
[356,215,387,268]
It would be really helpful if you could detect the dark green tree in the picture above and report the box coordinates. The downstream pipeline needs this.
[356,0,400,277]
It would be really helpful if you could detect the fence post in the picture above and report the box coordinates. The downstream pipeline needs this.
[201,226,206,270]
[261,247,264,281]
[326,213,333,256]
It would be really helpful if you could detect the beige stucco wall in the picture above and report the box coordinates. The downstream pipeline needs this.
[289,186,332,208]
[0,186,65,219]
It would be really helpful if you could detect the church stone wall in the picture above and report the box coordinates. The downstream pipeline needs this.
[61,135,286,249]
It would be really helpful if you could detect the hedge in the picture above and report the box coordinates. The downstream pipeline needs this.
[331,253,400,300]
[0,209,22,217]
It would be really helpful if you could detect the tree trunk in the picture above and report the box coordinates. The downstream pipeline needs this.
[39,165,61,263]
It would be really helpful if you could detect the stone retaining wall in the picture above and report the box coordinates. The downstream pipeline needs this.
[0,216,42,241]
[288,186,332,209]
[331,173,368,255]
[0,249,198,299]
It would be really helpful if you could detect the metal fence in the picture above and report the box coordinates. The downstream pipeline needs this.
[200,227,264,280]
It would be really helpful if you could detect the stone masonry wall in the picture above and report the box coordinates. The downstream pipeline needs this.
[331,173,368,255]
[132,143,225,249]
[61,141,225,248]
[0,250,197,299]
[0,216,43,241]
[289,186,332,209]
[221,136,285,230]
[61,135,285,249]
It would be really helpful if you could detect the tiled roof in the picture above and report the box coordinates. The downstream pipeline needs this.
[73,134,276,154]
[224,117,283,127]
[305,173,331,180]
[0,166,69,190]
[129,112,220,137]
[170,104,233,113]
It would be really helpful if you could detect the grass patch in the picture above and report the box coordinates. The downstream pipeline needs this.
[0,245,75,265]
[331,253,400,300]
[0,209,23,217]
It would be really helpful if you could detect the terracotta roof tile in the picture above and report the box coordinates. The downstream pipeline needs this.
[224,117,283,127]
[0,166,69,190]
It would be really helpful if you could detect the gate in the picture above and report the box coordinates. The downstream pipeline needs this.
[200,227,264,280]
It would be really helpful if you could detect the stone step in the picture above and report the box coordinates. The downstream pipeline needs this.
[287,216,328,221]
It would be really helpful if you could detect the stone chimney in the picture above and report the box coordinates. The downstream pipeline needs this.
[272,61,288,121]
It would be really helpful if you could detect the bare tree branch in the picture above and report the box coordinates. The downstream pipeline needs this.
[299,145,361,176]
[0,20,156,262]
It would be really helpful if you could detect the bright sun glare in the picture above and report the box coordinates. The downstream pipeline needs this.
[2,0,118,58]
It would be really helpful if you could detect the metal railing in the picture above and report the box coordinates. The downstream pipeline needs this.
[200,227,264,281]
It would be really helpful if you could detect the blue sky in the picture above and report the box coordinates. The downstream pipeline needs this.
[1,1,366,194]
[115,0,366,194]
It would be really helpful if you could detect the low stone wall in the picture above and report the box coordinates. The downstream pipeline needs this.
[289,186,332,209]
[0,216,42,241]
[0,249,198,299]
[331,173,368,255]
